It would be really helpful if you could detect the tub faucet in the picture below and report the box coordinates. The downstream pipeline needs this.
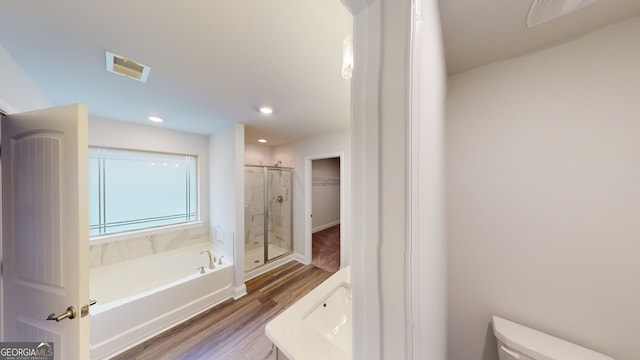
[200,249,215,270]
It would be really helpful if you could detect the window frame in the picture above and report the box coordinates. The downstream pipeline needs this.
[88,146,200,240]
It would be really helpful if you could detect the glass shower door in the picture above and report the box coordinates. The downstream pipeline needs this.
[244,166,293,273]
[266,168,292,261]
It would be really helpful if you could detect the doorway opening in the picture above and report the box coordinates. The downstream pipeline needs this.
[307,155,342,273]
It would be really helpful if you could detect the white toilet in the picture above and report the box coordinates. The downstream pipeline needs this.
[492,316,614,360]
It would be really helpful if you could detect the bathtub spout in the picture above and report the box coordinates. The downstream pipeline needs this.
[200,249,215,270]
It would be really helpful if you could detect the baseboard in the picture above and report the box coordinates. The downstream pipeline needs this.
[233,284,247,299]
[312,220,340,234]
[294,253,309,265]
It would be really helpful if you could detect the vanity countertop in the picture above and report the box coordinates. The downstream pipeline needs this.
[265,266,351,360]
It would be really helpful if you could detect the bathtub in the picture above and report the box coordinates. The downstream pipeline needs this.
[89,245,233,360]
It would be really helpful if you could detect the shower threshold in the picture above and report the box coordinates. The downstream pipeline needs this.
[245,244,291,273]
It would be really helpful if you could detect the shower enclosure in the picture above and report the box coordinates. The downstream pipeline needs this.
[244,165,293,272]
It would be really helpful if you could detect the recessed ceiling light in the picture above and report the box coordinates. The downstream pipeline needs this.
[258,139,268,143]
[259,106,273,115]
[149,116,164,123]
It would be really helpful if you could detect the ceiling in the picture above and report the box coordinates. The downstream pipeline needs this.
[439,0,640,74]
[0,0,352,146]
[2,1,640,145]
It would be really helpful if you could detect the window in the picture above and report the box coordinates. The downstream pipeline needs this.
[89,147,197,237]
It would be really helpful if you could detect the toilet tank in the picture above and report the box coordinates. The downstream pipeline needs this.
[492,316,614,360]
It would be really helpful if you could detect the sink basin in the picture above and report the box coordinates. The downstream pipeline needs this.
[266,266,351,360]
[302,282,352,354]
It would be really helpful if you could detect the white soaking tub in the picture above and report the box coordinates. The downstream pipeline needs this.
[89,245,233,360]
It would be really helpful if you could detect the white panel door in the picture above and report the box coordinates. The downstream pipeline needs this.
[2,104,89,360]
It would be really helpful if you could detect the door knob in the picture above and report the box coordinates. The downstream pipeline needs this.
[47,306,77,322]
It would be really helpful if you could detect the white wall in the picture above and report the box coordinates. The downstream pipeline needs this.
[271,130,350,264]
[244,143,272,166]
[446,16,640,360]
[210,123,246,297]
[347,0,448,358]
[312,158,340,231]
[411,0,447,358]
[344,2,380,357]
[0,44,52,114]
[87,117,212,267]
[89,116,210,224]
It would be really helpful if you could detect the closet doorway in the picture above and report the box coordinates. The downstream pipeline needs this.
[308,156,341,273]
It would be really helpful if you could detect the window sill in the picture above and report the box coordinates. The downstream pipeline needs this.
[89,222,206,246]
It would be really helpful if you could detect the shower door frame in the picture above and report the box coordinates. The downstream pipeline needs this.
[245,165,293,271]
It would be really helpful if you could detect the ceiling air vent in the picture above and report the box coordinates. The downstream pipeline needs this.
[105,51,151,83]
[527,0,601,28]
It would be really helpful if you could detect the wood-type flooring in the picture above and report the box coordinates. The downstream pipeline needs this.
[112,261,331,360]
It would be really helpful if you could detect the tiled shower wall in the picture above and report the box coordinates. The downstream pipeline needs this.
[245,167,265,252]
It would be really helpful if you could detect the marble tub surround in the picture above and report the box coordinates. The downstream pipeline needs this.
[89,224,210,268]
[212,224,235,262]
[266,266,351,360]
